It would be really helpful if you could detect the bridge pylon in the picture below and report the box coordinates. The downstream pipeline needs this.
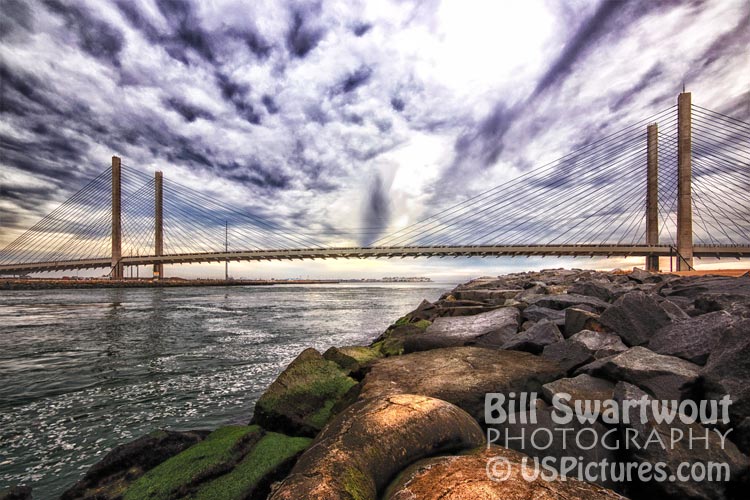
[677,92,694,271]
[111,156,123,279]
[646,123,659,272]
[154,171,164,279]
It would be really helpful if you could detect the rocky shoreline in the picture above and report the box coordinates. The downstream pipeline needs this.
[4,268,750,500]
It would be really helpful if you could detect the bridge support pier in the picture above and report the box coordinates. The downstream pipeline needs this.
[154,171,164,279]
[111,156,123,280]
[646,124,659,272]
[677,92,694,271]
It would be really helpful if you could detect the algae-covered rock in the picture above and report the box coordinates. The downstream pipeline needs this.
[359,347,563,425]
[323,345,383,375]
[384,446,627,500]
[190,431,311,500]
[269,394,484,500]
[121,426,310,500]
[62,429,210,499]
[252,348,357,437]
[123,426,261,500]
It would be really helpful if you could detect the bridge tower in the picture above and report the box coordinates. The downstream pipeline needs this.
[677,92,694,270]
[111,156,123,279]
[646,123,659,272]
[154,171,164,279]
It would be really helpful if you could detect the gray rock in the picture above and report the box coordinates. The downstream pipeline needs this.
[701,319,750,426]
[494,402,619,489]
[522,304,565,326]
[564,307,605,338]
[659,298,692,321]
[452,289,523,305]
[359,347,564,425]
[541,374,616,410]
[501,320,563,354]
[569,329,628,358]
[577,346,701,401]
[661,275,750,313]
[528,293,610,312]
[542,330,627,374]
[613,382,749,500]
[599,291,672,346]
[648,311,734,365]
[568,280,617,302]
[404,307,520,352]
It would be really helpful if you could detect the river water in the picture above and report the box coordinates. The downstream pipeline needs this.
[0,283,452,497]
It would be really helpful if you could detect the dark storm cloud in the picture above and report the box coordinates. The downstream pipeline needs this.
[215,72,262,124]
[609,64,664,112]
[163,97,214,122]
[0,0,33,37]
[531,0,624,99]
[353,22,372,37]
[42,0,125,66]
[338,65,373,94]
[155,0,215,63]
[261,95,279,114]
[286,7,325,58]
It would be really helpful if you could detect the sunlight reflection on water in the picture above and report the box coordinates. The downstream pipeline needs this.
[0,283,451,497]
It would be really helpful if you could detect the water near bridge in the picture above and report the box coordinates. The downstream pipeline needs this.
[0,282,452,497]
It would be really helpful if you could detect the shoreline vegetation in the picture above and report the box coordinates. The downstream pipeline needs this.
[4,268,750,499]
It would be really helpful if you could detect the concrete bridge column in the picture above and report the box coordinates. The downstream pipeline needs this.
[111,156,123,280]
[677,92,694,271]
[646,124,659,272]
[154,171,164,279]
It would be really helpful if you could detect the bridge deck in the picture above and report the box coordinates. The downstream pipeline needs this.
[1,244,749,274]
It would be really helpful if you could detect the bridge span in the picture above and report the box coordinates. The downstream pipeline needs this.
[2,244,748,275]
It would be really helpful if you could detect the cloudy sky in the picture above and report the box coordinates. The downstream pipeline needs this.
[1,0,748,280]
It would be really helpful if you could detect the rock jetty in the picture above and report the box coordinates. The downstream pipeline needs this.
[6,268,750,500]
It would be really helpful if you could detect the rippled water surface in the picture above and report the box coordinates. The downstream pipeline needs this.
[0,283,452,497]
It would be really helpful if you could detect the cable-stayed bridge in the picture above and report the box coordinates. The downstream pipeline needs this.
[1,92,748,278]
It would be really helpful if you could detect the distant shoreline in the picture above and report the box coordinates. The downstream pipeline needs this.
[0,278,433,290]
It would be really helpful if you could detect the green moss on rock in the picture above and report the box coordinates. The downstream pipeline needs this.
[190,432,311,500]
[123,426,260,500]
[252,348,357,437]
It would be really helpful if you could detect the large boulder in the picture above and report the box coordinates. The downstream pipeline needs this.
[323,346,383,377]
[269,394,484,500]
[542,330,627,374]
[614,382,749,500]
[648,311,734,365]
[577,346,701,401]
[522,304,566,325]
[528,293,610,312]
[542,374,615,409]
[251,348,357,437]
[61,429,209,500]
[123,426,310,500]
[701,319,750,428]
[452,288,523,305]
[492,402,619,489]
[568,280,618,302]
[599,291,672,346]
[359,347,563,425]
[402,307,520,352]
[661,275,750,313]
[384,446,626,499]
[501,319,563,354]
[565,307,606,337]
